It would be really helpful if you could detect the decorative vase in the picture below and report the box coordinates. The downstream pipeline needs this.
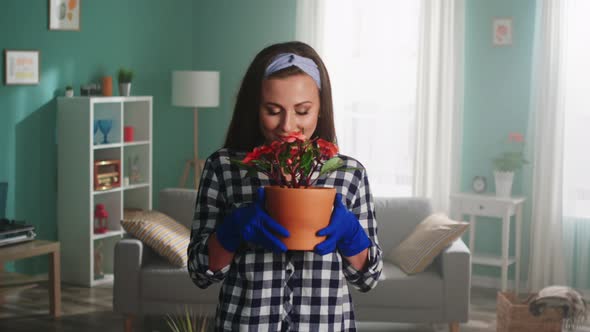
[102,76,113,96]
[124,126,134,142]
[119,83,131,96]
[264,186,336,250]
[65,89,74,97]
[494,170,514,198]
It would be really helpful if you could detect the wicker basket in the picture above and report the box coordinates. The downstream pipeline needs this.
[497,291,563,332]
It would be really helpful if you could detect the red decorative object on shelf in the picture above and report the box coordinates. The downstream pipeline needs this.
[94,204,109,234]
[124,126,134,142]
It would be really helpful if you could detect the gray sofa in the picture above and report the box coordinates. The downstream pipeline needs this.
[114,188,470,331]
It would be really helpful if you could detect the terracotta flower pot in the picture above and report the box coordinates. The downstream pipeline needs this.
[264,186,336,250]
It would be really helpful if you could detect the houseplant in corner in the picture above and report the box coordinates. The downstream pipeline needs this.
[234,131,351,250]
[493,132,528,197]
[117,68,134,96]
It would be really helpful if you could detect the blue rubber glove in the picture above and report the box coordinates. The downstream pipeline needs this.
[215,187,290,253]
[314,193,371,257]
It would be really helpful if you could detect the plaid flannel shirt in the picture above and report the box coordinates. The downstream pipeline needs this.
[188,148,383,331]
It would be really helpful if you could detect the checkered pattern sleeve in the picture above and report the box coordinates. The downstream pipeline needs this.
[187,151,229,289]
[341,164,383,292]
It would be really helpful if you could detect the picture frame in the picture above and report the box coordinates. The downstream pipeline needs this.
[48,0,81,31]
[493,18,513,46]
[4,50,40,85]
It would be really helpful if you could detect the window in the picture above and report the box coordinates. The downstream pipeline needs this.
[563,0,590,218]
[320,0,421,196]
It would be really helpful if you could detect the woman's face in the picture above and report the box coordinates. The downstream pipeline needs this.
[259,73,320,143]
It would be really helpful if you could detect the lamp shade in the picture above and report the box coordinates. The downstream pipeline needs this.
[172,71,220,108]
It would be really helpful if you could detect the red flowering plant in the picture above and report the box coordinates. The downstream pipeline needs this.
[233,132,349,188]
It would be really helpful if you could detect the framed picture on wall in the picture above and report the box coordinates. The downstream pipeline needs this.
[48,0,81,31]
[4,50,40,85]
[493,18,513,46]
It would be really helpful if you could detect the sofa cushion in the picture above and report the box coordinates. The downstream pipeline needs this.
[121,210,190,267]
[374,197,433,254]
[350,262,443,308]
[158,188,198,228]
[140,257,220,304]
[386,213,468,274]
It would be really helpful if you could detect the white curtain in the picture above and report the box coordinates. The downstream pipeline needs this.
[295,0,325,54]
[297,0,422,198]
[526,0,567,291]
[297,1,463,203]
[561,0,590,292]
[412,0,464,213]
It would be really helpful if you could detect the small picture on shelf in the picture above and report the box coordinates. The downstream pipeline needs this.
[94,159,121,190]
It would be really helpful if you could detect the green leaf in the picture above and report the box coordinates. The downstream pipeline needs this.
[300,150,313,175]
[166,314,181,332]
[319,157,345,176]
[493,151,528,172]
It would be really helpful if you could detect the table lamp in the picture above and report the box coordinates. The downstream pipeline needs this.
[172,70,220,189]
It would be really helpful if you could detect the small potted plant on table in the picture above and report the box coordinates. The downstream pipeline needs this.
[493,132,528,197]
[117,68,134,96]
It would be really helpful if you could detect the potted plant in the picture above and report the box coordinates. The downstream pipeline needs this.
[234,132,351,250]
[166,306,210,332]
[65,85,74,97]
[117,68,134,96]
[493,132,528,197]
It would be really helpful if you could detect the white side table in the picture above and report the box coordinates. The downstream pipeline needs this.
[450,193,525,293]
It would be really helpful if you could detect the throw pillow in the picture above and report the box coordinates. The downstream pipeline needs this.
[386,213,469,274]
[121,210,190,267]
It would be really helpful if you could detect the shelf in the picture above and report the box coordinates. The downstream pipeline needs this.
[94,187,122,195]
[124,183,149,191]
[123,140,149,147]
[91,273,114,287]
[93,143,121,150]
[58,95,152,287]
[58,96,152,103]
[472,254,516,267]
[92,230,124,240]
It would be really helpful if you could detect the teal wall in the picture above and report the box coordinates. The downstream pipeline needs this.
[0,0,296,274]
[193,0,297,158]
[462,0,537,281]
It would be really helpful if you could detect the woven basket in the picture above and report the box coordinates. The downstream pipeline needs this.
[496,291,563,332]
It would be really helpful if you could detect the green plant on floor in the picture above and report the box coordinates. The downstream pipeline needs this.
[166,307,211,332]
[117,68,134,83]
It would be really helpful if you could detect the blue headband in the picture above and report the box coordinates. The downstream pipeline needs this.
[264,53,321,89]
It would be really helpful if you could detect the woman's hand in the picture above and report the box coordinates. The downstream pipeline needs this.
[215,187,290,253]
[314,193,371,256]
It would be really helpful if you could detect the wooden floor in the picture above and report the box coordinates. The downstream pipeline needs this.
[1,282,589,332]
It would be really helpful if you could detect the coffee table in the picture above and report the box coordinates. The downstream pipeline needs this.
[0,240,61,318]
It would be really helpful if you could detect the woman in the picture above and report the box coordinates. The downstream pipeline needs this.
[188,41,383,331]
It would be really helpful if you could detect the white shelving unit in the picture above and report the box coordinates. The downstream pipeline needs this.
[57,96,152,287]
